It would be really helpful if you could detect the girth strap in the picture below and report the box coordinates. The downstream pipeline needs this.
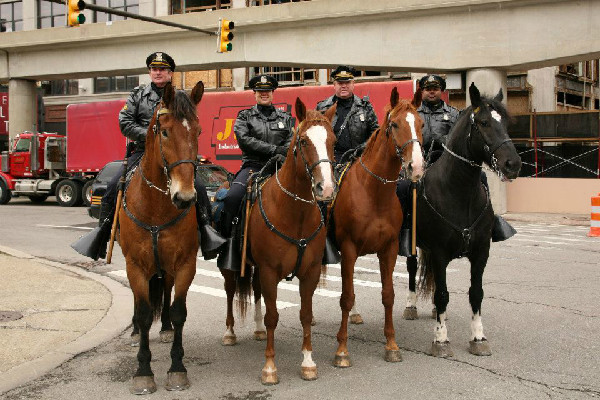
[256,179,324,281]
[122,182,192,279]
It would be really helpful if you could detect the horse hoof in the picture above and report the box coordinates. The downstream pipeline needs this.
[333,353,352,368]
[130,334,140,347]
[431,307,437,319]
[130,376,157,395]
[402,307,418,320]
[430,341,454,358]
[222,333,237,346]
[350,314,363,325]
[301,366,318,381]
[261,368,279,385]
[165,371,190,391]
[254,330,267,341]
[160,330,174,343]
[384,349,403,363]
[469,339,492,356]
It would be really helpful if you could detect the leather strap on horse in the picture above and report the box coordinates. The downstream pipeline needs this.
[256,177,324,281]
[421,181,491,258]
[122,183,192,279]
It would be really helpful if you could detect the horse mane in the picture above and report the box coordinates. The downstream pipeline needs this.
[363,99,416,155]
[171,89,198,122]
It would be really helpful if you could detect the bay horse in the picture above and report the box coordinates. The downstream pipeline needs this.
[408,83,521,357]
[330,87,424,366]
[221,98,337,385]
[118,81,204,394]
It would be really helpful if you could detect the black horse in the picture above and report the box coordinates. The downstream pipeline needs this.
[405,83,521,357]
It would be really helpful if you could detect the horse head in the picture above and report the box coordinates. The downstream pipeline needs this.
[468,83,521,180]
[384,87,425,180]
[147,81,204,209]
[292,97,337,201]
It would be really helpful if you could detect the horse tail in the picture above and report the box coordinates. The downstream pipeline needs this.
[149,273,164,321]
[418,249,435,300]
[235,266,253,319]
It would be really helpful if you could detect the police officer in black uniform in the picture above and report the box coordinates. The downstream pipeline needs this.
[397,74,515,258]
[316,66,379,162]
[73,51,224,260]
[217,74,294,271]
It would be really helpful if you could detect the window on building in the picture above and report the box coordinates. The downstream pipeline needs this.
[38,0,66,28]
[92,0,139,22]
[171,0,230,14]
[94,75,139,93]
[249,67,318,87]
[40,80,79,96]
[1,1,23,32]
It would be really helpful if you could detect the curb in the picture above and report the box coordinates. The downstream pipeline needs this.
[0,245,133,395]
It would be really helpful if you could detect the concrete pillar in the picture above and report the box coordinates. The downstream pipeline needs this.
[22,0,38,31]
[527,67,557,112]
[8,79,38,140]
[466,68,508,214]
[318,69,328,85]
[231,0,247,91]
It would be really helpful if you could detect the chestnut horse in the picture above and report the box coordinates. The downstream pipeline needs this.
[331,87,424,366]
[221,98,337,385]
[118,81,204,394]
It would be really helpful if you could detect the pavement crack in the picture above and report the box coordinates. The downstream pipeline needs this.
[485,295,598,318]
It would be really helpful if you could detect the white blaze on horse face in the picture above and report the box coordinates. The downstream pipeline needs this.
[470,312,486,341]
[491,110,502,123]
[434,312,449,343]
[182,119,191,131]
[306,125,335,199]
[405,112,424,180]
[302,349,317,368]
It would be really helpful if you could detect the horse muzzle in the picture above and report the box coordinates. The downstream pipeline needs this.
[313,180,336,202]
[171,190,197,210]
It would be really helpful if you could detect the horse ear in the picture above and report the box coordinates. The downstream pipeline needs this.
[390,87,399,108]
[191,81,204,106]
[412,87,422,108]
[469,82,482,108]
[494,88,503,102]
[162,82,175,109]
[323,103,337,123]
[295,97,306,122]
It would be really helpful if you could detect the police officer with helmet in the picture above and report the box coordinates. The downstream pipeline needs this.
[316,66,379,162]
[397,74,515,259]
[72,51,225,261]
[217,74,295,271]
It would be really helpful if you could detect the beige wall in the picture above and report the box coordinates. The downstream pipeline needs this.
[507,178,600,214]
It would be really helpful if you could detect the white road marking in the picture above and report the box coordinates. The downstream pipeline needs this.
[37,224,93,230]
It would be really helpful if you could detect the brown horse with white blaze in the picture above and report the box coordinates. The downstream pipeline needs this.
[331,87,424,366]
[222,98,337,385]
[118,81,204,394]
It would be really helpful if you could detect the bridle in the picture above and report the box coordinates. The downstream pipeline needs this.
[275,119,336,203]
[358,109,422,184]
[441,105,512,178]
[139,105,199,196]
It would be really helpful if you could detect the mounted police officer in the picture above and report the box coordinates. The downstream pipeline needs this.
[316,66,379,162]
[217,74,295,271]
[397,74,515,258]
[72,51,224,261]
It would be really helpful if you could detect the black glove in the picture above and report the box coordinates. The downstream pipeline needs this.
[273,153,286,164]
[276,145,288,156]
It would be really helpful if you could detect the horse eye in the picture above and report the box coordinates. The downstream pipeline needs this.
[300,138,308,146]
[390,122,399,129]
[161,129,168,137]
[480,120,489,127]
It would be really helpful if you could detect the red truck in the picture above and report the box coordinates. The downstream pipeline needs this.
[0,101,126,206]
[0,80,420,206]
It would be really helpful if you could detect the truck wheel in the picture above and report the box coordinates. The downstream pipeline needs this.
[0,180,11,205]
[82,180,94,207]
[28,194,49,203]
[56,180,82,207]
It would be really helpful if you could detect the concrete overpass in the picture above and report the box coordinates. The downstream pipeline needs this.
[1,0,599,81]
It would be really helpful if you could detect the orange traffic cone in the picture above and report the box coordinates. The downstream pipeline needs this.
[588,193,600,237]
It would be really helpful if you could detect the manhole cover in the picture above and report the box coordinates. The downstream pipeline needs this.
[0,311,23,322]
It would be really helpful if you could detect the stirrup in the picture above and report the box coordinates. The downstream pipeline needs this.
[399,228,412,257]
[322,237,340,265]
[491,215,517,242]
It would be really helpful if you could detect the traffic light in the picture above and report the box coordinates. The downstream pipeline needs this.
[67,0,86,27]
[217,18,234,53]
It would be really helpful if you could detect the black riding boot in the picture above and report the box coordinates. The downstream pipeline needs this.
[216,211,241,271]
[492,215,517,242]
[197,205,226,260]
[399,212,413,257]
[71,202,114,260]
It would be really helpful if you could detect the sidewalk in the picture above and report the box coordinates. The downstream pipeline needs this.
[0,245,132,396]
[503,212,589,226]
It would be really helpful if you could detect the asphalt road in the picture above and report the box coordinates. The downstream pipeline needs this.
[1,197,599,400]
